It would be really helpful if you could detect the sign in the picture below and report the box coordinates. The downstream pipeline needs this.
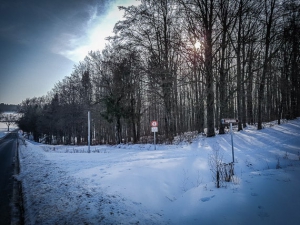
[151,127,158,132]
[221,118,238,124]
[220,118,237,162]
[151,120,158,150]
[151,120,158,127]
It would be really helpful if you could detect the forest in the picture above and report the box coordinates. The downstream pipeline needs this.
[17,0,300,145]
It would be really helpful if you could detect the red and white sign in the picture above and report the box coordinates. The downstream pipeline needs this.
[151,120,158,127]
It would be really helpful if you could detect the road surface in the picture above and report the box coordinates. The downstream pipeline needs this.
[0,132,18,225]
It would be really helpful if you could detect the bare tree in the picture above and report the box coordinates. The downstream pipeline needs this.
[257,0,282,130]
[180,0,217,137]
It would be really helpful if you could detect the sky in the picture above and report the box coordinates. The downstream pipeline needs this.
[0,0,140,105]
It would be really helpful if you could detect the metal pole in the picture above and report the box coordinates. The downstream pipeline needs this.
[154,131,156,150]
[230,122,234,163]
[88,111,90,153]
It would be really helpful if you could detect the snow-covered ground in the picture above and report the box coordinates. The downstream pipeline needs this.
[17,119,300,225]
[0,122,17,138]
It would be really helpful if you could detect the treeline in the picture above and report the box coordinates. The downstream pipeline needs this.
[0,103,18,112]
[17,0,300,144]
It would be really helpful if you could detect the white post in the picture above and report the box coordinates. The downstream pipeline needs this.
[154,131,156,150]
[88,111,90,153]
[230,122,234,163]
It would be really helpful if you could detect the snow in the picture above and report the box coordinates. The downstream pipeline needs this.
[0,122,18,138]
[16,119,300,224]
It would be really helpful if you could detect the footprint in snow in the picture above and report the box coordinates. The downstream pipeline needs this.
[258,211,270,219]
[258,206,270,220]
[200,195,215,202]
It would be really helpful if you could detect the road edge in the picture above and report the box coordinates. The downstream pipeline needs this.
[11,136,24,225]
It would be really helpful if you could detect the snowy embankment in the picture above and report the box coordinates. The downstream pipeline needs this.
[17,119,300,225]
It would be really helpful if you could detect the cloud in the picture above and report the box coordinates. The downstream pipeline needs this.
[0,0,141,62]
[0,0,112,50]
[58,0,141,63]
[0,0,141,104]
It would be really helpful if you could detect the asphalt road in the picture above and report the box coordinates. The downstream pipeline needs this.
[0,132,18,225]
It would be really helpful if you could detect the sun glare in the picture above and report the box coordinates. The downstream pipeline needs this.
[195,41,201,49]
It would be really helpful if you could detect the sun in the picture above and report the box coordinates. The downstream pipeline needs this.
[195,41,201,49]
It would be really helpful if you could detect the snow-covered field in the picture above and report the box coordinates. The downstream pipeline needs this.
[0,122,8,138]
[0,122,17,138]
[17,119,300,225]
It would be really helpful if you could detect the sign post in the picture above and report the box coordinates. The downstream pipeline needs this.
[151,121,158,150]
[230,123,234,163]
[221,118,238,163]
[88,111,91,153]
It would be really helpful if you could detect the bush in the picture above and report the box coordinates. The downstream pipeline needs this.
[209,149,234,188]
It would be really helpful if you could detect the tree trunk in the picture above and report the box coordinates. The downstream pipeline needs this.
[247,42,254,125]
[115,117,121,144]
[236,2,243,131]
[257,0,275,130]
[206,30,215,137]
